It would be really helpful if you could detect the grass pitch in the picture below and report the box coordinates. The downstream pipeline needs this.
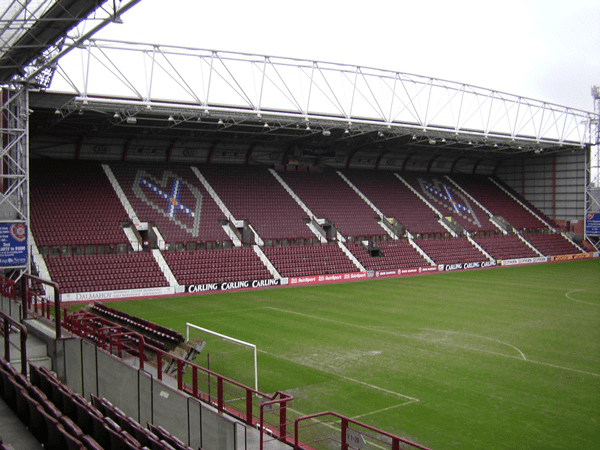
[112,260,600,449]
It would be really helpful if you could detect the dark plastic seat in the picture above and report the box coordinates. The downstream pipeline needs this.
[39,406,68,450]
[90,413,110,449]
[80,434,104,450]
[1,372,17,410]
[59,426,87,450]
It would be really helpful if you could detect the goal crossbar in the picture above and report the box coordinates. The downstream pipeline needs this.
[186,322,258,392]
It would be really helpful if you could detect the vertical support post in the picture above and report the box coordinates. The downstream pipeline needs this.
[279,398,287,441]
[341,418,349,450]
[3,318,9,362]
[192,366,198,397]
[138,338,144,370]
[217,377,224,412]
[156,352,162,381]
[246,390,253,426]
[177,359,183,390]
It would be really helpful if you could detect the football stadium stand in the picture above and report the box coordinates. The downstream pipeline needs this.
[26,161,588,298]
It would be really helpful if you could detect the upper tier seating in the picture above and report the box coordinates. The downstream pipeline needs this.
[346,240,430,271]
[400,173,497,234]
[163,247,272,285]
[449,175,550,230]
[474,235,539,260]
[30,160,130,247]
[340,169,448,235]
[45,253,168,293]
[262,244,359,277]
[524,233,582,256]
[109,163,230,244]
[278,169,385,239]
[416,238,487,265]
[198,164,313,240]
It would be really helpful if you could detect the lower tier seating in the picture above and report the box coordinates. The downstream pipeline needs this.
[263,244,359,277]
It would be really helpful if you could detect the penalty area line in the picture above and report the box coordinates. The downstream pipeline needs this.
[257,348,420,403]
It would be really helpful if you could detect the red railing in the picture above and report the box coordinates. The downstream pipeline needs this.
[2,274,430,450]
[294,412,430,450]
[20,274,62,338]
[62,310,294,448]
[0,309,28,376]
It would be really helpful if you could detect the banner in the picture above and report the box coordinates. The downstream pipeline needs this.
[502,257,548,266]
[186,278,281,293]
[440,261,497,272]
[62,285,179,303]
[0,224,28,267]
[550,253,594,262]
[585,213,600,236]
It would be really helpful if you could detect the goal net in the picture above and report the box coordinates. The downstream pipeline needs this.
[185,322,258,393]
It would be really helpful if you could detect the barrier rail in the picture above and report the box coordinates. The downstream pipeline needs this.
[63,310,293,449]
[0,310,28,376]
[21,274,62,338]
[294,411,430,450]
[2,274,430,450]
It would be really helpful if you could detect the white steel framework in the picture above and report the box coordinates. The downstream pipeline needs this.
[585,86,600,242]
[0,86,29,276]
[50,39,598,150]
[0,1,142,280]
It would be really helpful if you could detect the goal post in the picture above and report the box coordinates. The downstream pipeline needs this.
[186,322,258,392]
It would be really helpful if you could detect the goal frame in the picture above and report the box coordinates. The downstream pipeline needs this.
[185,322,258,392]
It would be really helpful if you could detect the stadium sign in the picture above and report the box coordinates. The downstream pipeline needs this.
[0,224,28,267]
[440,261,497,271]
[550,253,594,262]
[502,257,548,266]
[187,278,280,293]
[585,213,600,235]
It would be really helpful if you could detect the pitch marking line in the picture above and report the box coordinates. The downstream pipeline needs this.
[420,328,527,360]
[351,401,418,420]
[258,348,419,402]
[266,307,600,378]
[565,289,600,306]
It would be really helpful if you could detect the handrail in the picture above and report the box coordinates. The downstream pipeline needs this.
[294,411,430,450]
[63,310,294,440]
[21,274,62,339]
[0,309,28,376]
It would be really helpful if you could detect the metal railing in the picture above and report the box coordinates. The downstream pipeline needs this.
[62,309,294,448]
[295,411,430,450]
[0,309,28,376]
[2,273,431,450]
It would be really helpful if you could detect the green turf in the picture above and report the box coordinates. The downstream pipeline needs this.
[111,260,600,449]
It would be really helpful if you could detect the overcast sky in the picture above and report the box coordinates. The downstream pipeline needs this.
[93,0,599,112]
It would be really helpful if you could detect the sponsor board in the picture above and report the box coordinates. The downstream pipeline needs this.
[502,257,548,266]
[550,253,594,262]
[441,261,497,272]
[290,272,368,286]
[63,286,176,302]
[187,278,280,293]
[585,213,600,235]
[289,267,439,286]
[0,224,28,267]
[374,266,439,278]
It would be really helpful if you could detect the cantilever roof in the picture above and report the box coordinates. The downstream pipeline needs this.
[0,0,140,85]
